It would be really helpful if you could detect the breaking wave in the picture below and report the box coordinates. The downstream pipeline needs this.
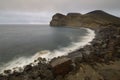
[0,28,95,73]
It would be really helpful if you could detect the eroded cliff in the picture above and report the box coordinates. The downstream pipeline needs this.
[50,10,120,28]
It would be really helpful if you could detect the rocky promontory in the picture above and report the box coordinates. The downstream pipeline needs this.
[50,10,120,28]
[0,10,120,80]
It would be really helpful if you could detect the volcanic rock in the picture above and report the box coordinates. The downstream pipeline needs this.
[50,57,73,76]
[50,10,120,28]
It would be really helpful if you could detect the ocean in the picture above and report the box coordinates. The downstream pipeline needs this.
[0,24,95,73]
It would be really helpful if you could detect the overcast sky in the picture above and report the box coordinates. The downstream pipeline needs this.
[0,0,120,24]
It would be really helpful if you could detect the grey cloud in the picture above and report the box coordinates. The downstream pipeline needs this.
[0,0,119,12]
[0,0,119,23]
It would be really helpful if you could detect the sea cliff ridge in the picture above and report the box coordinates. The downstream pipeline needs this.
[50,10,120,28]
[0,10,120,80]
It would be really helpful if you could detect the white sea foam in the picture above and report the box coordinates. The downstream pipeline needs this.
[0,28,95,74]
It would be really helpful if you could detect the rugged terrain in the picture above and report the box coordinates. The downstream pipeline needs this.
[0,10,120,80]
[50,10,120,28]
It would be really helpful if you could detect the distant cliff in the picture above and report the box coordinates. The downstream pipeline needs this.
[50,10,120,28]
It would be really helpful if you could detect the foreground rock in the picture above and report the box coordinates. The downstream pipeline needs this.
[0,10,120,80]
[64,61,120,80]
[0,25,119,80]
[50,57,73,76]
[63,26,120,80]
[0,58,54,80]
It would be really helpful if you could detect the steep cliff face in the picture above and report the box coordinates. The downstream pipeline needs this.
[50,10,120,28]
[50,13,67,26]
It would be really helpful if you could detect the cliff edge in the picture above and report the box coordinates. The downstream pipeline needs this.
[50,10,120,28]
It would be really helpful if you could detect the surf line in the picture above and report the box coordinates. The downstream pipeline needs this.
[0,28,95,74]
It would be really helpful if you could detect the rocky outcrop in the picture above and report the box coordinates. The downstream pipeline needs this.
[63,25,120,80]
[50,57,73,76]
[0,25,120,80]
[0,10,120,80]
[50,13,67,26]
[0,58,54,80]
[50,10,120,28]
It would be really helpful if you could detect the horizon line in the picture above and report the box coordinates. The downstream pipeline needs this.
[0,23,49,25]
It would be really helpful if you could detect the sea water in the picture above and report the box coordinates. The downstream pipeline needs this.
[0,24,95,73]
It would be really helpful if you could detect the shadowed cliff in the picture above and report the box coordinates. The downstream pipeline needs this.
[50,10,120,28]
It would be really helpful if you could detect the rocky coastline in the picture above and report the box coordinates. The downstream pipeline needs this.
[0,10,120,80]
[50,10,120,28]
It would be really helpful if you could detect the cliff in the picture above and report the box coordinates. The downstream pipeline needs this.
[1,26,120,80]
[50,10,120,28]
[0,10,120,80]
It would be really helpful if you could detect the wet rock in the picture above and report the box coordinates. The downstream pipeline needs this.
[4,70,11,75]
[24,64,32,72]
[0,75,8,80]
[0,58,54,80]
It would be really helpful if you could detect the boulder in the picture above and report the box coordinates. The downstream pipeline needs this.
[50,57,73,76]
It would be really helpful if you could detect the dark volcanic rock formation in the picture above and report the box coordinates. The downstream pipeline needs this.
[0,58,54,80]
[50,10,120,28]
[50,13,67,26]
[50,57,73,76]
[0,10,120,80]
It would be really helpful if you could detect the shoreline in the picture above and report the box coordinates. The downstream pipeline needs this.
[0,25,120,80]
[50,25,120,80]
[0,26,95,74]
